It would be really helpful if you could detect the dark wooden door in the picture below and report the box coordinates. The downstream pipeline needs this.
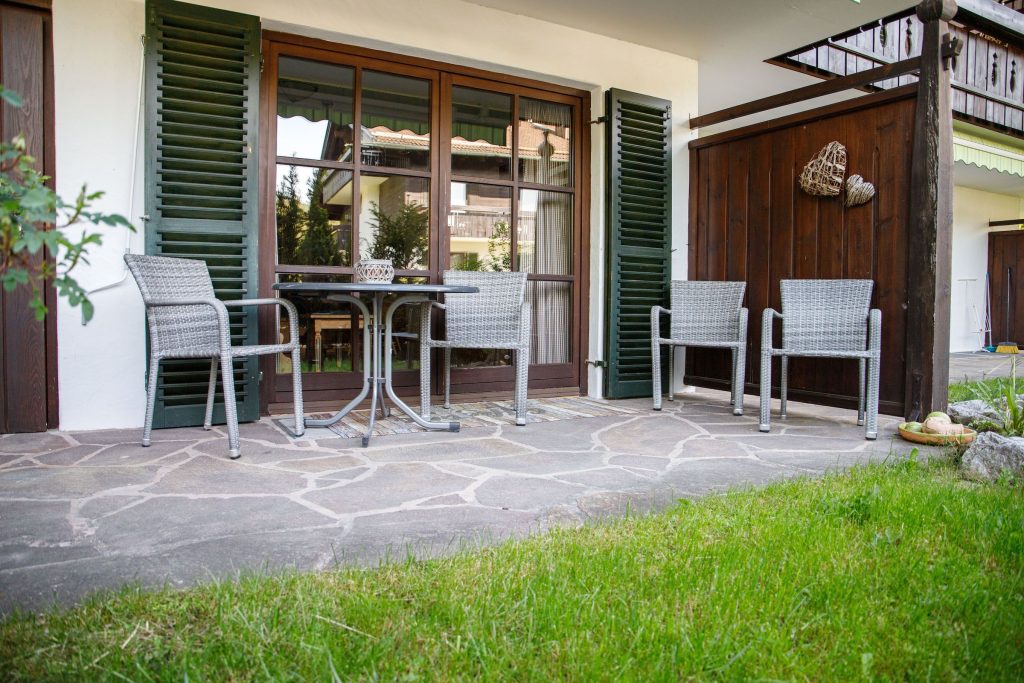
[0,0,56,433]
[989,230,1024,346]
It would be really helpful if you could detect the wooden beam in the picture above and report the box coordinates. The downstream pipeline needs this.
[955,0,1024,48]
[989,219,1024,227]
[905,0,956,421]
[688,57,922,129]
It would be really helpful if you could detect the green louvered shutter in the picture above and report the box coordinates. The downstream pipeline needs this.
[603,89,672,399]
[144,0,260,428]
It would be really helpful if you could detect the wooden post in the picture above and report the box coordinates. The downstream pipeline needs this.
[905,0,956,421]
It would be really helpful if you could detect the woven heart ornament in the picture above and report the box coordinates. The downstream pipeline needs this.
[799,141,847,197]
[844,174,875,207]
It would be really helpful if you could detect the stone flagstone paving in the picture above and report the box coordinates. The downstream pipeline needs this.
[0,389,932,614]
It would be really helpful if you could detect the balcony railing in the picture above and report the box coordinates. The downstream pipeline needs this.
[769,0,1024,138]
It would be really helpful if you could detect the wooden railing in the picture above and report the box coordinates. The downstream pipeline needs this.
[769,0,1024,137]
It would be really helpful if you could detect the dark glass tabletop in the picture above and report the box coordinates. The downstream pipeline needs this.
[273,282,479,294]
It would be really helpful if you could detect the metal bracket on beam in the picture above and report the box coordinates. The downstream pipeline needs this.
[941,34,963,70]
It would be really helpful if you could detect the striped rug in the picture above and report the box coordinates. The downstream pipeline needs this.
[316,396,642,439]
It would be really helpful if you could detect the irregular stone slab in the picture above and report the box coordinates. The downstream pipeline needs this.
[219,421,296,445]
[660,457,799,494]
[340,506,535,566]
[755,450,882,473]
[305,463,474,515]
[961,431,1024,482]
[555,467,648,490]
[467,451,607,475]
[95,496,332,555]
[366,437,530,463]
[576,488,684,518]
[0,544,101,572]
[143,455,308,496]
[418,493,469,507]
[497,415,634,451]
[675,438,749,459]
[72,427,201,446]
[473,475,584,511]
[77,441,190,466]
[32,445,107,466]
[0,432,71,455]
[276,455,363,474]
[0,466,163,500]
[0,500,73,544]
[194,438,312,464]
[314,466,371,482]
[607,453,671,471]
[598,416,699,455]
[721,434,879,453]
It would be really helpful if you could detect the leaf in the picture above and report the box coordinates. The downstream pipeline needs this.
[0,87,23,108]
[80,298,95,323]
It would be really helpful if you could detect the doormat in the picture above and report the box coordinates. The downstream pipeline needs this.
[311,396,643,440]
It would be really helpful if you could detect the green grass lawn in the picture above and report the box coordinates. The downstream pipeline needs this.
[948,377,1012,403]
[1,458,1021,681]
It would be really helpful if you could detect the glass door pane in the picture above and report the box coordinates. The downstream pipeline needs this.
[358,174,430,270]
[450,86,512,180]
[448,182,511,273]
[517,98,572,186]
[361,71,431,171]
[276,57,355,161]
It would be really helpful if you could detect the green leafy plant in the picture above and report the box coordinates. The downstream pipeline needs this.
[367,200,428,270]
[486,220,512,272]
[972,357,1023,437]
[0,86,132,322]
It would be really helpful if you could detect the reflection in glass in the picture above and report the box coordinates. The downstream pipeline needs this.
[386,276,428,370]
[517,189,572,275]
[518,98,572,186]
[528,280,571,365]
[359,175,430,270]
[276,57,355,161]
[361,71,431,171]
[451,86,512,179]
[276,274,358,374]
[276,164,353,267]
[448,182,511,272]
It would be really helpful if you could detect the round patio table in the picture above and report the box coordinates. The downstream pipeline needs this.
[273,282,479,446]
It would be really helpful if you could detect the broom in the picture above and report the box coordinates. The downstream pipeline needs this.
[996,266,1019,354]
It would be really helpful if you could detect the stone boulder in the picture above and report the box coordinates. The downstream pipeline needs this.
[960,431,1024,482]
[949,400,1004,429]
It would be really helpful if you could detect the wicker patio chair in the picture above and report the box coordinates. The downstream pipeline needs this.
[651,281,748,414]
[759,279,881,439]
[419,271,531,425]
[125,255,304,459]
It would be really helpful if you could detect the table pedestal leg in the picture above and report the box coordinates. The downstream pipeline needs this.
[383,294,460,432]
[305,294,372,430]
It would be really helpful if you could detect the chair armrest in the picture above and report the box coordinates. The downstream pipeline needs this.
[145,298,232,348]
[738,307,748,343]
[761,308,779,351]
[223,297,300,346]
[652,305,671,316]
[651,305,671,341]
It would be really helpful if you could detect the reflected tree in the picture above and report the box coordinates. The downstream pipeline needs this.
[275,165,302,264]
[367,200,428,270]
[299,168,342,267]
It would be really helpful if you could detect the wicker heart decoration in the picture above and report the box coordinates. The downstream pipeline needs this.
[844,174,875,208]
[799,141,847,197]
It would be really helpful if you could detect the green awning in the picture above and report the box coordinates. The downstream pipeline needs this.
[953,128,1024,177]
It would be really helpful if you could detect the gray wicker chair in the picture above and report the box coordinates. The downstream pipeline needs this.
[759,279,881,439]
[125,255,304,459]
[651,281,748,414]
[420,271,531,425]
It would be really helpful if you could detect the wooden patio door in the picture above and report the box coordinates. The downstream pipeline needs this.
[260,34,589,409]
[989,230,1024,346]
[0,0,57,433]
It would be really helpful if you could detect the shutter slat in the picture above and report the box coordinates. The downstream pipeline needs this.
[145,0,261,429]
[604,89,671,399]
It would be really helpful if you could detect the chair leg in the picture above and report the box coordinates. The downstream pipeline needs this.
[857,358,866,427]
[759,351,772,432]
[142,354,160,447]
[730,348,737,407]
[672,346,685,402]
[291,348,305,437]
[866,354,879,440]
[443,348,452,409]
[419,349,431,421]
[203,358,218,431]
[780,355,789,419]
[515,346,529,426]
[668,346,675,402]
[219,354,241,459]
[652,340,663,411]
[733,345,746,416]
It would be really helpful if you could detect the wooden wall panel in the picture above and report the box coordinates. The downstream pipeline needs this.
[0,2,53,433]
[688,90,916,416]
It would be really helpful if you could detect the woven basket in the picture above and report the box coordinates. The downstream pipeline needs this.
[799,142,847,197]
[355,259,394,283]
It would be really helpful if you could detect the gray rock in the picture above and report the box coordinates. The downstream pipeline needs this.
[949,399,1004,428]
[961,431,1024,482]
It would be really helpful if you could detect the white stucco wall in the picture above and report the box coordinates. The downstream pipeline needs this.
[51,0,698,430]
[950,185,1024,354]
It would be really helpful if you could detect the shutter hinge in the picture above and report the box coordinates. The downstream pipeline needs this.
[589,115,608,125]
[259,54,265,73]
[585,359,606,368]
